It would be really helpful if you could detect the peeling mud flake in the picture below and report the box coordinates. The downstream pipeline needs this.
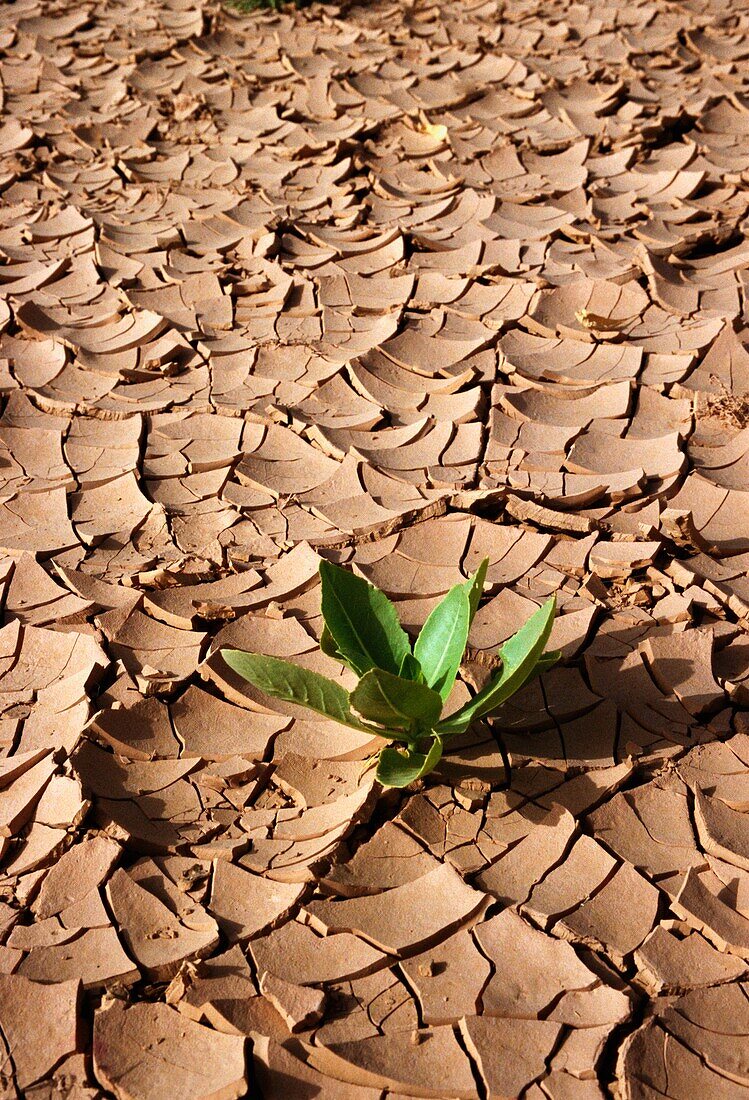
[400,926,491,1024]
[250,919,388,985]
[253,1035,382,1099]
[634,924,748,994]
[304,863,488,955]
[554,861,661,965]
[474,908,631,1028]
[259,970,325,1032]
[307,1025,477,1097]
[209,860,305,940]
[616,984,749,1100]
[93,1000,247,1100]
[460,1015,563,1099]
[671,868,749,958]
[106,867,219,981]
[476,807,577,905]
[0,974,81,1091]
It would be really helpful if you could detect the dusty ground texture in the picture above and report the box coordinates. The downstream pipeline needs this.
[1,0,749,1096]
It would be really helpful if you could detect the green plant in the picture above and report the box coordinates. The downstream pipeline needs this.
[224,0,300,11]
[222,560,559,788]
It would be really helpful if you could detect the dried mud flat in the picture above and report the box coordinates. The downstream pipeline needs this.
[1,0,749,1096]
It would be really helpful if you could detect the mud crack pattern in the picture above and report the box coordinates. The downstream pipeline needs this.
[0,0,749,1097]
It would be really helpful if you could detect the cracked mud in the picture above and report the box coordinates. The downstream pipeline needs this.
[0,0,748,1097]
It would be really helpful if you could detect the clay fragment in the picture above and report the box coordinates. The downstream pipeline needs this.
[0,974,80,1089]
[306,1025,477,1098]
[672,867,749,958]
[209,860,305,940]
[460,1015,563,1099]
[476,807,576,905]
[555,861,660,964]
[304,863,488,955]
[259,970,325,1031]
[253,1035,381,1099]
[401,926,491,1024]
[250,919,387,984]
[692,786,749,870]
[635,924,747,994]
[474,909,630,1026]
[106,867,219,980]
[93,999,247,1100]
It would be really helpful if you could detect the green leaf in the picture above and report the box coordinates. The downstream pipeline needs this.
[414,584,471,701]
[350,667,443,733]
[399,652,425,683]
[437,596,556,737]
[320,625,345,665]
[376,736,443,788]
[534,649,561,675]
[221,649,373,733]
[500,596,556,669]
[465,556,489,625]
[319,560,411,677]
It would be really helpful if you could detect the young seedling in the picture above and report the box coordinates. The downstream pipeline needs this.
[222,559,559,789]
[225,0,301,11]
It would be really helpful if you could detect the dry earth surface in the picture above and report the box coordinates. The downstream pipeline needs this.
[1,0,749,1096]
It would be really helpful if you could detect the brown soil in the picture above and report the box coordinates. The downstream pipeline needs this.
[0,0,748,1097]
